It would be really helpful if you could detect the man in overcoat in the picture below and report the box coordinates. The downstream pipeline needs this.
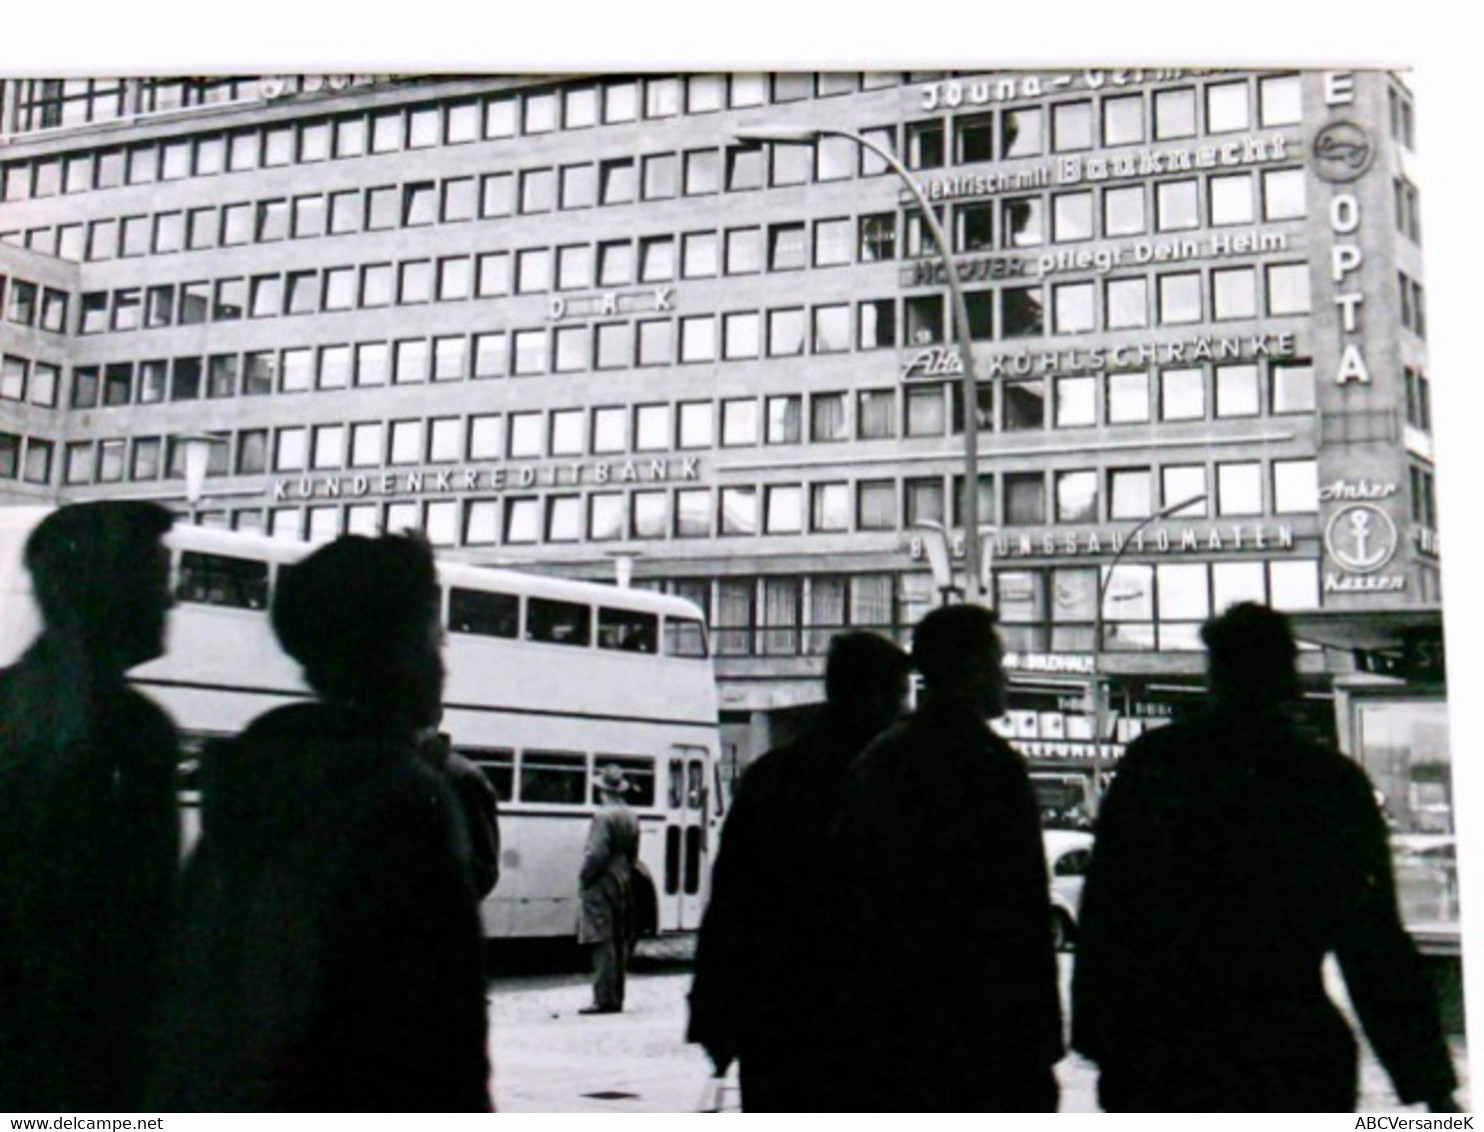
[0,502,179,1113]
[1071,602,1458,1112]
[578,763,640,1014]
[834,605,1063,1111]
[687,630,910,1110]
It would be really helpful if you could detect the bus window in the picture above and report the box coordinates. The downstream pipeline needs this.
[592,755,656,807]
[517,750,587,805]
[177,551,269,610]
[668,758,684,809]
[449,587,519,639]
[527,597,591,647]
[461,747,514,802]
[665,616,708,658]
[597,607,658,653]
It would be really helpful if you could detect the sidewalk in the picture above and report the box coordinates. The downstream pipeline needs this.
[487,955,1470,1113]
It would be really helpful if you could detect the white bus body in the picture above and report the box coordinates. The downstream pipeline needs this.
[0,510,722,940]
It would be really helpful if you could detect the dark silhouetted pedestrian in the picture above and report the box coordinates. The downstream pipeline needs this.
[420,729,502,900]
[834,605,1063,1111]
[1071,602,1458,1112]
[149,534,492,1111]
[687,630,909,1110]
[0,502,180,1113]
[578,763,640,1014]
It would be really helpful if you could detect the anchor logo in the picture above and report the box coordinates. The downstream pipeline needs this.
[1324,503,1398,574]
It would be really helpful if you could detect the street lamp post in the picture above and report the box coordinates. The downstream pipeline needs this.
[734,124,987,604]
[1090,493,1208,795]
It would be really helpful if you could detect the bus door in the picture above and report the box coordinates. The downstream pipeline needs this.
[662,744,710,931]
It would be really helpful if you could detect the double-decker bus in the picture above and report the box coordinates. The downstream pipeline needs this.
[0,508,721,940]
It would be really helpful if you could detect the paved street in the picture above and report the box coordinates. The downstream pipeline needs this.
[485,945,1471,1113]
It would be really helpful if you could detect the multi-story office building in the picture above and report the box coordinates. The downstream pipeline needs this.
[0,69,1449,836]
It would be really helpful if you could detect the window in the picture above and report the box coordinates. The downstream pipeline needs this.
[476,252,510,298]
[1053,192,1094,242]
[592,323,631,370]
[679,316,716,364]
[813,218,851,267]
[675,489,711,538]
[1004,379,1046,431]
[285,270,318,315]
[507,412,543,459]
[1206,80,1251,133]
[1103,95,1145,146]
[1266,263,1312,315]
[811,483,850,532]
[1159,273,1203,324]
[1055,376,1096,428]
[1005,472,1046,525]
[598,240,633,286]
[1212,267,1258,320]
[1210,172,1255,226]
[442,177,477,222]
[858,389,896,439]
[905,119,945,169]
[816,134,855,181]
[558,163,596,210]
[1051,100,1093,151]
[516,248,551,294]
[355,342,389,387]
[327,191,360,235]
[813,304,850,353]
[770,141,811,187]
[765,395,802,444]
[366,187,399,230]
[1161,367,1205,420]
[1273,459,1318,514]
[465,416,500,462]
[1056,470,1098,522]
[524,91,558,134]
[720,487,758,536]
[556,245,592,291]
[726,227,763,275]
[856,481,897,531]
[905,295,943,345]
[721,399,759,446]
[481,173,515,218]
[1269,560,1320,611]
[955,203,994,253]
[811,393,849,442]
[639,236,675,283]
[764,486,803,534]
[1217,462,1262,516]
[1001,286,1043,338]
[905,387,946,437]
[637,319,674,366]
[858,299,896,349]
[679,400,712,448]
[1106,277,1148,329]
[1003,197,1043,247]
[599,158,636,204]
[1110,468,1153,519]
[643,153,678,200]
[1156,179,1199,230]
[1271,360,1316,414]
[905,477,945,527]
[1002,106,1043,157]
[438,257,472,302]
[393,339,428,384]
[768,308,806,357]
[1163,466,1208,516]
[723,311,760,360]
[512,330,547,376]
[635,404,671,452]
[527,599,591,647]
[682,231,718,278]
[859,213,897,262]
[683,148,721,195]
[1215,363,1260,417]
[520,169,555,214]
[592,407,626,454]
[1259,74,1302,126]
[1053,282,1095,334]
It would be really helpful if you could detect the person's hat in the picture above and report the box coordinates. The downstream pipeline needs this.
[594,764,633,795]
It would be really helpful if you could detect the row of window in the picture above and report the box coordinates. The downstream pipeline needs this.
[660,558,1322,660]
[62,361,1320,483]
[121,454,1319,555]
[1394,176,1422,245]
[1,70,1303,199]
[1410,464,1438,530]
[0,430,54,484]
[177,547,702,658]
[0,273,69,334]
[1,354,62,407]
[6,78,259,134]
[6,142,1309,267]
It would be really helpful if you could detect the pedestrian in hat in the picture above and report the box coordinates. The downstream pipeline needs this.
[578,763,640,1014]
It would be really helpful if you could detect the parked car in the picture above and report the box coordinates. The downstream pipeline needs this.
[1044,829,1095,951]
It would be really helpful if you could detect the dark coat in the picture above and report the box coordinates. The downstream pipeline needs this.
[148,703,492,1112]
[833,701,1064,1112]
[1070,710,1457,1112]
[687,723,866,1109]
[577,804,638,944]
[0,636,180,1113]
[443,750,501,899]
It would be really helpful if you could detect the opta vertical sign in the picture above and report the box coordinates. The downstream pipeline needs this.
[1315,72,1375,385]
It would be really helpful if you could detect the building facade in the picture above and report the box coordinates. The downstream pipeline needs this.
[0,70,1448,837]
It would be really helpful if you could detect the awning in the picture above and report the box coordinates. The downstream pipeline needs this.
[1288,607,1445,684]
